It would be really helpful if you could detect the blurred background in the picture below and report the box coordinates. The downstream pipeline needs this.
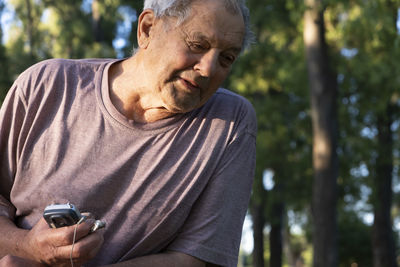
[1,0,400,266]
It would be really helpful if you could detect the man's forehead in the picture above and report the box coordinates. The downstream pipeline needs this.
[176,3,245,48]
[187,30,243,52]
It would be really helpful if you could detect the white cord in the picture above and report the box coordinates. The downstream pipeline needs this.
[70,217,86,267]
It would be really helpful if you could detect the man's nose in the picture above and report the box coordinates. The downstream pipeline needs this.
[194,50,219,77]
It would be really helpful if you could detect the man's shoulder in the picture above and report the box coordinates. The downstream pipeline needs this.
[13,58,112,88]
[213,88,253,107]
[200,88,257,136]
[20,58,115,77]
[13,58,116,103]
[211,88,256,119]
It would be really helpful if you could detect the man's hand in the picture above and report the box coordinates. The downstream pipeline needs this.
[0,255,47,267]
[21,217,104,266]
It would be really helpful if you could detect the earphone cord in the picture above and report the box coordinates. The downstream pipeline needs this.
[71,217,86,267]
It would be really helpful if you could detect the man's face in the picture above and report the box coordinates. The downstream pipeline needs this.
[141,0,245,113]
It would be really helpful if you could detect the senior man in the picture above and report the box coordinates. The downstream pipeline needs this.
[0,0,256,266]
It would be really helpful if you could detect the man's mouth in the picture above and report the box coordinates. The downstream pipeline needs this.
[180,78,201,92]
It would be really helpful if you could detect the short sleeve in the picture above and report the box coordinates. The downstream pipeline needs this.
[167,122,256,267]
[0,81,27,220]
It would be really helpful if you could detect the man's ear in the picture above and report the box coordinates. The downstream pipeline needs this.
[137,9,156,49]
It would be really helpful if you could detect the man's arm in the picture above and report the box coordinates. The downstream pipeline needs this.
[0,216,29,258]
[103,251,215,267]
[0,215,104,266]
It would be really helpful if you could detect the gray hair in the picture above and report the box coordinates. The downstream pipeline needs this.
[143,0,253,51]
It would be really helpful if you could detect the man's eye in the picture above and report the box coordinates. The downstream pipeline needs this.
[220,54,236,67]
[189,42,207,52]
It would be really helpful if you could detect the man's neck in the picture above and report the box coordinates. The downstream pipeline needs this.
[108,56,175,123]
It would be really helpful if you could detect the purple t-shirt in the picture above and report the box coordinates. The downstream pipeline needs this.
[0,58,256,266]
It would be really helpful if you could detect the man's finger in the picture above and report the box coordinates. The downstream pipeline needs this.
[54,230,104,261]
[42,219,95,246]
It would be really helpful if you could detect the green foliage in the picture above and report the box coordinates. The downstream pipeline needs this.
[228,2,314,250]
[227,1,316,264]
[335,0,400,209]
[228,0,313,207]
[338,210,372,267]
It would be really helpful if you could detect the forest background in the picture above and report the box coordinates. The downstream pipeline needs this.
[0,0,400,267]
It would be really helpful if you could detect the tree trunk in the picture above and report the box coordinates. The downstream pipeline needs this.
[372,104,397,267]
[303,0,338,267]
[25,0,35,59]
[284,227,304,267]
[251,198,265,267]
[269,183,284,267]
[92,0,103,42]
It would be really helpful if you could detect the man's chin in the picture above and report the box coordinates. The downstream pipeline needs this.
[168,99,201,114]
[162,87,202,113]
